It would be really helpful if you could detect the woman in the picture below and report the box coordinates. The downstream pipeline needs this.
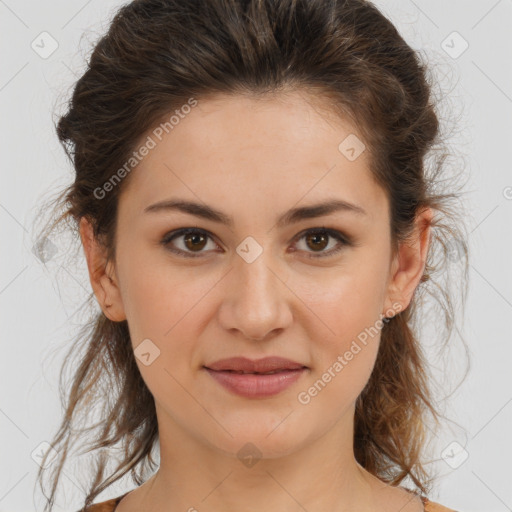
[35,0,469,511]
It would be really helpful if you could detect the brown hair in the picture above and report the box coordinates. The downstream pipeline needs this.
[33,0,470,510]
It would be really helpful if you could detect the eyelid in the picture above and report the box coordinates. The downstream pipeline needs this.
[161,226,353,259]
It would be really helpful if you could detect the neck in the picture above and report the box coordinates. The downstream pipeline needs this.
[133,405,385,512]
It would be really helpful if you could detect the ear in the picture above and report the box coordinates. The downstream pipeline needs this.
[79,216,126,322]
[383,207,433,317]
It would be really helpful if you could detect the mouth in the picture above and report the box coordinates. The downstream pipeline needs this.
[204,356,308,374]
[204,368,306,375]
[202,356,309,398]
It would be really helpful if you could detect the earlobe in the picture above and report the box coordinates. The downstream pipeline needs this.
[79,217,127,322]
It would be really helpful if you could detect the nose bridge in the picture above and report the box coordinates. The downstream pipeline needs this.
[219,237,291,340]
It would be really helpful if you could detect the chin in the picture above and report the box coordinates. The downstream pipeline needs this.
[203,417,313,461]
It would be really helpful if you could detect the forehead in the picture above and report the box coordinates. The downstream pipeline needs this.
[118,91,387,223]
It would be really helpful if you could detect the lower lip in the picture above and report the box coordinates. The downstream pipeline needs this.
[204,367,307,398]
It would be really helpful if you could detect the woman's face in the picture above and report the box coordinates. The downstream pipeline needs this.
[99,91,413,458]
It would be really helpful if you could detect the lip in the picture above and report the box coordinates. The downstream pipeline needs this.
[204,367,307,398]
[203,356,308,399]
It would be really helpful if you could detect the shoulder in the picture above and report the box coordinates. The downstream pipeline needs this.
[77,491,460,512]
[424,497,459,512]
[74,492,128,512]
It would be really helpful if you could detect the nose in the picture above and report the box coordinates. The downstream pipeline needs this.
[217,250,293,342]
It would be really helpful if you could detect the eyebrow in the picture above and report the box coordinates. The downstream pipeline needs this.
[143,198,367,228]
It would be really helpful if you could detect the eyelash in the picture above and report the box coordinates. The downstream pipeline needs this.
[160,227,353,259]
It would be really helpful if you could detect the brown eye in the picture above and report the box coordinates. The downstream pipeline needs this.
[183,231,208,251]
[293,228,352,259]
[161,228,219,258]
[304,232,329,252]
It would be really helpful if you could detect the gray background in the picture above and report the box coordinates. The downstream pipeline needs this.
[1,1,511,511]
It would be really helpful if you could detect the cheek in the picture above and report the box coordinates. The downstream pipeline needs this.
[116,242,210,336]
[116,249,227,393]
[116,252,214,407]
[297,259,388,400]
[299,255,388,337]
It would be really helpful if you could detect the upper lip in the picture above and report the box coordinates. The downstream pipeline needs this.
[204,356,307,373]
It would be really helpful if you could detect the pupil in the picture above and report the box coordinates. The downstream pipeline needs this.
[307,233,328,251]
[185,232,206,251]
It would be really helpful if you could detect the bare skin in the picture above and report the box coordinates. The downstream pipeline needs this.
[80,90,431,512]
